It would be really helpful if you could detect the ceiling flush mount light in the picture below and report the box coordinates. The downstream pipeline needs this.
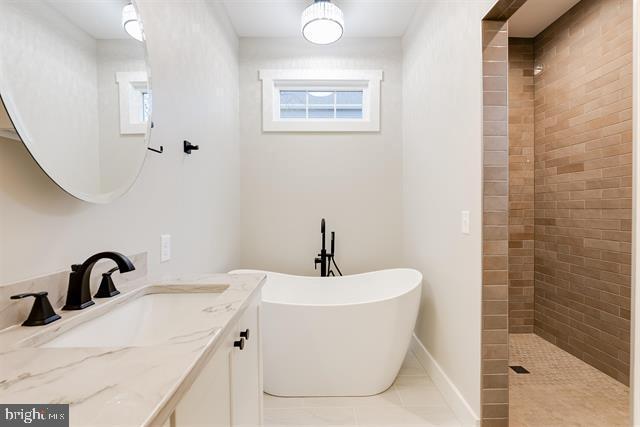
[301,0,344,45]
[122,3,144,42]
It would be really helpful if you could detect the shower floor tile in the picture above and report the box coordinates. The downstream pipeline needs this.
[264,350,461,426]
[509,334,630,427]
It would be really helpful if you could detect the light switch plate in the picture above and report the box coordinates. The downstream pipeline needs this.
[160,234,171,262]
[461,211,470,235]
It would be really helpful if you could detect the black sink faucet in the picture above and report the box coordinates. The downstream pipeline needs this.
[63,252,135,310]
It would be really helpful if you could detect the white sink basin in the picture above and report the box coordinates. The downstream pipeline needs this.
[42,292,225,348]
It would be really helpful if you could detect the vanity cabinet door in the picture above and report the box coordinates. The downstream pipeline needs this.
[173,333,234,426]
[231,292,263,426]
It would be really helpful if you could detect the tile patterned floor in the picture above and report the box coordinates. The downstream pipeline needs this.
[509,334,630,427]
[263,350,461,427]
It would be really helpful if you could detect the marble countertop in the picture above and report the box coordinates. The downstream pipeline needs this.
[0,273,265,427]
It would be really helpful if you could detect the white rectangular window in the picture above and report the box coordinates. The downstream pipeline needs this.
[116,71,150,135]
[260,70,383,132]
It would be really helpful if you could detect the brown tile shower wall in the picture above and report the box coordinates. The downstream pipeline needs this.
[508,39,535,333]
[533,0,633,384]
[482,20,509,427]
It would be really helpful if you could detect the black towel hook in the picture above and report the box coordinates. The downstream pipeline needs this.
[184,140,199,154]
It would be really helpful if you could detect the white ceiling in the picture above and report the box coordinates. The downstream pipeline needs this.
[46,0,130,40]
[44,0,583,42]
[222,0,422,38]
[508,0,581,38]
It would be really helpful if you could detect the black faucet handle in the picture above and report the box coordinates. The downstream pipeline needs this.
[11,291,49,300]
[103,266,120,276]
[10,291,61,327]
[94,267,121,299]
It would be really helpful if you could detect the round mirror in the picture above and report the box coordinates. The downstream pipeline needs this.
[0,0,152,203]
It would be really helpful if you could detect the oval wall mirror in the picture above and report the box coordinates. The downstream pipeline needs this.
[0,0,152,203]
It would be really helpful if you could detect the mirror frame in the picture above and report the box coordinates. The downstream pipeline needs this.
[0,0,153,204]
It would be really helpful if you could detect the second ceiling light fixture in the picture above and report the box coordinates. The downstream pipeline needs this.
[301,0,344,45]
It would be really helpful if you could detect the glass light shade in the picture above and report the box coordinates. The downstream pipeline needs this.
[122,3,144,42]
[301,1,344,45]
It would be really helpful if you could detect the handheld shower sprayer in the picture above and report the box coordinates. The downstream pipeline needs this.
[331,231,335,255]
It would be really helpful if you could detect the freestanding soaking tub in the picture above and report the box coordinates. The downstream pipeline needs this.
[230,269,422,397]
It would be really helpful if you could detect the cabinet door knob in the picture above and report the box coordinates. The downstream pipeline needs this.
[234,338,245,350]
[240,329,250,340]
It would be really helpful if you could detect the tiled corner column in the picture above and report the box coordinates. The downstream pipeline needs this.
[481,20,509,427]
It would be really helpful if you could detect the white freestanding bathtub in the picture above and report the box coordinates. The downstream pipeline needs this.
[230,269,422,397]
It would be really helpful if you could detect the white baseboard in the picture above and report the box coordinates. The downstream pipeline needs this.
[410,334,480,427]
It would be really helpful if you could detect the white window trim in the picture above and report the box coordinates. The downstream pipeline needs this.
[116,71,149,135]
[259,69,383,132]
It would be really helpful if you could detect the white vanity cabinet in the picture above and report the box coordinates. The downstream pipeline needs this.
[172,291,262,426]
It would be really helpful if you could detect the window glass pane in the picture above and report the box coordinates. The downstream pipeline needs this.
[336,108,363,119]
[279,89,365,121]
[142,92,152,122]
[281,108,306,119]
[280,91,306,105]
[308,91,334,105]
[336,91,363,105]
[308,107,334,119]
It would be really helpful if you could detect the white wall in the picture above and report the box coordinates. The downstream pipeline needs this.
[0,1,241,284]
[238,37,403,276]
[402,0,494,418]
